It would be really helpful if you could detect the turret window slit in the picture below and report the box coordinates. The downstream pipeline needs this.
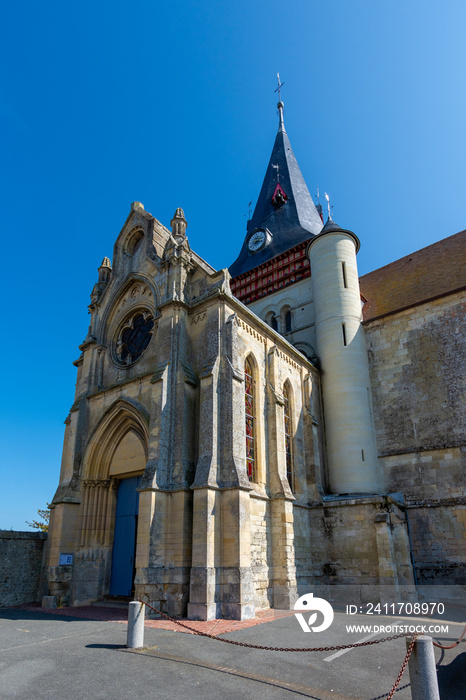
[342,261,348,288]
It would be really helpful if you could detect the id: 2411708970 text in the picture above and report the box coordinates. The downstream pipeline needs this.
[346,602,445,616]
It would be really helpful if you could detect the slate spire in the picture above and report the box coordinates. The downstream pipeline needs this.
[229,102,323,277]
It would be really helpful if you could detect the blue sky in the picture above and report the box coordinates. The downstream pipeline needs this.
[1,0,465,529]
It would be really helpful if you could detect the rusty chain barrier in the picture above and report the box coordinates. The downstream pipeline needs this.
[386,634,417,700]
[137,600,418,698]
[432,622,466,649]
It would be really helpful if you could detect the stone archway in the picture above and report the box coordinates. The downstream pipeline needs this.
[73,400,149,604]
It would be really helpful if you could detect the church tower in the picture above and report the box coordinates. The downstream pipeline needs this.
[229,100,381,497]
[229,101,323,364]
[229,100,323,279]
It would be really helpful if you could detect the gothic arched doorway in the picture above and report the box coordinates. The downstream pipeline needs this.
[75,400,149,604]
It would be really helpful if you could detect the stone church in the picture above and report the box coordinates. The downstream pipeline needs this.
[44,101,465,619]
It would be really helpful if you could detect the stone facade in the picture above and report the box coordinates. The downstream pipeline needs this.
[364,290,466,587]
[43,111,464,617]
[44,204,326,618]
[0,531,47,607]
[43,200,428,618]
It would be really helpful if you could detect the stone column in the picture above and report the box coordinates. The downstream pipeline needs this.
[140,360,171,489]
[188,487,219,620]
[303,372,324,500]
[96,345,107,389]
[266,345,298,609]
[220,488,255,620]
[374,500,416,602]
[135,488,192,617]
[188,310,255,620]
[188,354,220,620]
[374,511,400,600]
[270,498,297,609]
[218,313,255,619]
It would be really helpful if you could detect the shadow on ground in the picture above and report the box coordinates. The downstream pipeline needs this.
[437,651,466,699]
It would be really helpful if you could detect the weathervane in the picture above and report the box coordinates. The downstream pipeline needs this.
[275,73,285,102]
[324,192,333,220]
[315,188,324,222]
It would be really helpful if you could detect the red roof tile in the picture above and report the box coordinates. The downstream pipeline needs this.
[360,230,466,322]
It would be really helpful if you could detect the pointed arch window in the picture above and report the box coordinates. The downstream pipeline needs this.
[283,383,293,490]
[244,357,256,482]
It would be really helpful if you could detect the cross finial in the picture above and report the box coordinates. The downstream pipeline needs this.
[324,192,333,220]
[274,73,285,102]
[314,188,324,223]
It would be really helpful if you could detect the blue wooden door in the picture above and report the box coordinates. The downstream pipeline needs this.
[110,477,140,596]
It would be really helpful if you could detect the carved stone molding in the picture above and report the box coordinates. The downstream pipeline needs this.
[306,407,319,426]
[199,357,218,379]
[191,311,207,325]
[150,361,170,384]
[224,355,244,382]
[116,283,153,315]
[237,318,267,345]
[268,381,285,406]
[181,362,199,387]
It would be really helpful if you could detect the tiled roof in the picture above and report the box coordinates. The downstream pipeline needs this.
[360,229,466,322]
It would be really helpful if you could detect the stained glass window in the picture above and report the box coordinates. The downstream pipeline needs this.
[244,357,256,482]
[283,383,293,490]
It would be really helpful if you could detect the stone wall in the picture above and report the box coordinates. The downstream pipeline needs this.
[249,496,271,609]
[248,276,317,359]
[293,505,314,594]
[364,292,466,585]
[407,500,466,586]
[0,531,47,607]
[303,496,415,603]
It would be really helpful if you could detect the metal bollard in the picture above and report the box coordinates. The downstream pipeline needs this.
[406,635,440,700]
[127,601,145,649]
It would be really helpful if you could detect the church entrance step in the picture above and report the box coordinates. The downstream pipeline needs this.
[91,595,132,609]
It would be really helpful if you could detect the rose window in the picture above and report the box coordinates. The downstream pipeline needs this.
[115,312,154,366]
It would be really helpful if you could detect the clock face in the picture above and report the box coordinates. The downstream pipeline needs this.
[248,230,266,252]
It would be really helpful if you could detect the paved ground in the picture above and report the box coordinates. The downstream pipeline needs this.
[0,605,464,699]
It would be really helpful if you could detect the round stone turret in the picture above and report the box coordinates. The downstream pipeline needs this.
[307,221,381,494]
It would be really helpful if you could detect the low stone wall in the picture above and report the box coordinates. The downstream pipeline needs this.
[0,530,47,607]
